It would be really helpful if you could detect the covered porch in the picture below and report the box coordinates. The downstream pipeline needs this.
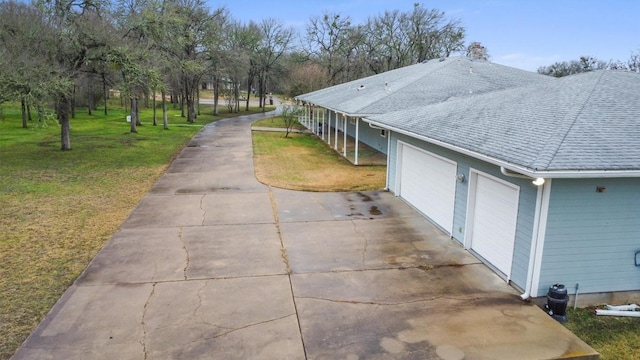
[298,110,387,167]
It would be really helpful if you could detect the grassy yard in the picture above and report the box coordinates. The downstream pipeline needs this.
[252,117,386,192]
[0,102,269,359]
[565,307,640,360]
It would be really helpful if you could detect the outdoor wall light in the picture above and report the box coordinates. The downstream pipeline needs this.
[532,178,545,186]
[456,174,465,182]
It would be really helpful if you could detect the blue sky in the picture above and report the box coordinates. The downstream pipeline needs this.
[215,0,640,72]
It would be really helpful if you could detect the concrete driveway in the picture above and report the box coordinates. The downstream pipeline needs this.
[13,113,597,359]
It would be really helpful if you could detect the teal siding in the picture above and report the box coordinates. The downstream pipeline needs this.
[388,132,537,289]
[538,178,640,295]
[322,113,388,154]
[357,120,388,154]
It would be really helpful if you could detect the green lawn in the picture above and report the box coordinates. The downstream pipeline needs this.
[0,102,270,359]
[564,307,640,359]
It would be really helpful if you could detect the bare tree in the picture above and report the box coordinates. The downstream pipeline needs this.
[538,56,609,77]
[303,5,465,85]
[256,18,294,110]
[304,12,355,86]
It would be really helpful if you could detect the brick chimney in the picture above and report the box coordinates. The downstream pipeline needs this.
[468,42,487,60]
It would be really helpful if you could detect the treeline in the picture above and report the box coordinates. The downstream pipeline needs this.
[0,0,467,150]
[537,54,640,77]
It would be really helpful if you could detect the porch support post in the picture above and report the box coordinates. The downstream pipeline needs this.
[354,118,359,165]
[342,115,347,157]
[312,106,316,135]
[322,109,326,141]
[334,113,339,150]
[327,111,331,145]
[305,104,310,128]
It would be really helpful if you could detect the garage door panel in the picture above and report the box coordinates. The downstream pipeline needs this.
[399,145,456,234]
[470,173,519,277]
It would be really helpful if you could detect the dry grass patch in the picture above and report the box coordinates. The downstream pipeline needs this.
[0,166,165,358]
[252,131,385,191]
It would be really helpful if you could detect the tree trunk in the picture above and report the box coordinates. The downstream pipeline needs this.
[88,79,93,116]
[187,96,195,123]
[181,84,186,118]
[130,97,138,133]
[71,85,76,119]
[27,102,32,122]
[152,89,157,126]
[234,84,240,113]
[102,73,108,115]
[245,78,252,111]
[21,99,27,128]
[162,90,168,130]
[213,76,219,116]
[196,87,200,116]
[135,97,141,126]
[258,76,263,108]
[59,96,71,150]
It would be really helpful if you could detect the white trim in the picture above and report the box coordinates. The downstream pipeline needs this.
[355,118,360,165]
[342,116,347,157]
[385,131,391,190]
[334,113,339,150]
[321,108,328,140]
[521,181,545,299]
[530,179,551,297]
[364,119,640,179]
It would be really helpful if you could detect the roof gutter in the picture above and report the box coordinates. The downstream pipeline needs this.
[292,99,375,120]
[363,118,640,179]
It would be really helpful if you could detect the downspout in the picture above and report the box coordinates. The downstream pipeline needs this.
[385,130,391,190]
[520,179,551,300]
[355,118,360,165]
[521,182,544,300]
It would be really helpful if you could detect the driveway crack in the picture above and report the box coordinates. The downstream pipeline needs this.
[268,186,308,359]
[192,281,208,319]
[199,194,207,225]
[181,314,297,346]
[179,227,190,280]
[141,283,157,360]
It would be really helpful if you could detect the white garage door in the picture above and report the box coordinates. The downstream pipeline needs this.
[398,144,456,234]
[468,172,520,278]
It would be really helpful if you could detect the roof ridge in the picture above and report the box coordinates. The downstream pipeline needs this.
[532,71,606,170]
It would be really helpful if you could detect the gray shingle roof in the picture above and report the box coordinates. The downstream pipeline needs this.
[367,70,640,173]
[296,56,553,116]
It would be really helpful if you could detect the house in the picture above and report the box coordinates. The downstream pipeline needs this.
[296,56,553,165]
[295,57,640,304]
